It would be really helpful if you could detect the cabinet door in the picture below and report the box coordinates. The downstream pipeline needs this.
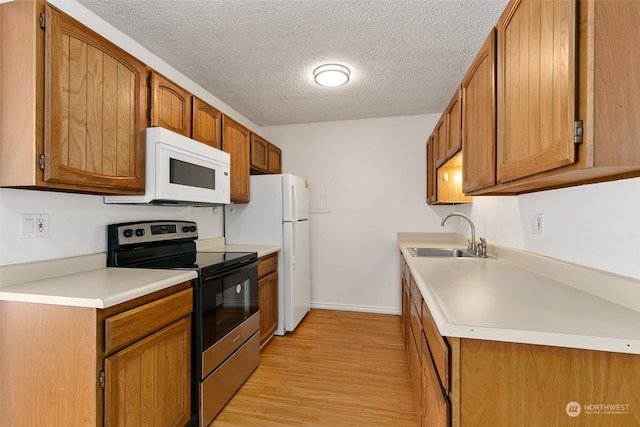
[434,114,447,167]
[104,317,191,427]
[250,133,269,172]
[426,136,437,204]
[421,333,449,427]
[496,0,577,183]
[192,97,221,149]
[258,271,278,348]
[222,115,250,202]
[462,29,497,193]
[150,72,192,137]
[445,87,462,158]
[268,143,282,174]
[44,5,146,192]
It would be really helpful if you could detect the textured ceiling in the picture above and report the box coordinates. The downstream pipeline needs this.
[76,0,509,127]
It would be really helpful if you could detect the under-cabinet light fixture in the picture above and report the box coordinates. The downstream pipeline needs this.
[313,63,350,87]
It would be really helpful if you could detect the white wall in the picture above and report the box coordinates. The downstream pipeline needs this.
[263,114,461,314]
[263,115,640,314]
[0,189,224,266]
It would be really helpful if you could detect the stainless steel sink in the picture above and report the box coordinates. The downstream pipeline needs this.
[407,247,476,258]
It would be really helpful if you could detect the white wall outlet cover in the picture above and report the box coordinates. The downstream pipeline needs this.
[531,213,544,236]
[20,214,49,238]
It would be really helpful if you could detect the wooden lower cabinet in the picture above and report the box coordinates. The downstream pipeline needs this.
[422,333,449,427]
[104,317,191,427]
[258,253,279,349]
[401,257,640,426]
[0,283,192,427]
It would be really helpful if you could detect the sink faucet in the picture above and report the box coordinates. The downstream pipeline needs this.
[441,213,480,255]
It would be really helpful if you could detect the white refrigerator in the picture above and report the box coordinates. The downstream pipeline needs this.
[224,174,310,335]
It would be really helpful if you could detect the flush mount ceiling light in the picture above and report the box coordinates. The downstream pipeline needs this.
[313,63,351,87]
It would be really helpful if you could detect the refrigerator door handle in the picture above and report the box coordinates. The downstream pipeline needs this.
[291,221,296,265]
[291,184,298,221]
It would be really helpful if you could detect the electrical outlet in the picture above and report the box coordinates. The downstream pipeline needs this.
[20,214,49,238]
[531,213,544,236]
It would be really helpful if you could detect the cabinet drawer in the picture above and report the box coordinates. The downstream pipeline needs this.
[422,299,450,393]
[258,253,278,278]
[410,275,422,321]
[105,288,192,354]
[410,300,422,360]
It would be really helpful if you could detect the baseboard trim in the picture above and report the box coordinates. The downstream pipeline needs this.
[310,302,400,316]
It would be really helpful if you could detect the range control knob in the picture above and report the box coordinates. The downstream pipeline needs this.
[190,226,197,232]
[123,229,133,238]
[135,228,145,237]
[182,226,190,233]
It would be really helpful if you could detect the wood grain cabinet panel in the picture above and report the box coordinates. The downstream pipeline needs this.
[1,1,146,194]
[426,136,437,204]
[434,113,447,167]
[462,29,497,194]
[250,133,270,172]
[0,282,192,427]
[422,333,450,427]
[472,0,640,194]
[268,143,282,174]
[258,253,279,349]
[250,133,283,175]
[192,97,222,149]
[496,0,577,183]
[222,115,251,202]
[150,71,192,137]
[445,87,462,158]
[104,317,191,427]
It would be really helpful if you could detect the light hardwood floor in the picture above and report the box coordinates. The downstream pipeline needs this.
[211,309,420,426]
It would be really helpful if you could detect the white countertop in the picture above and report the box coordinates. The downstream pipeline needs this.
[398,233,640,355]
[0,238,279,309]
[0,265,196,309]
[196,237,280,258]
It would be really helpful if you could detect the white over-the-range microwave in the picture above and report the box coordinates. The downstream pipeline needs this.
[104,127,231,206]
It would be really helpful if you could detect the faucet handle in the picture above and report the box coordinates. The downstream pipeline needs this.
[479,237,487,257]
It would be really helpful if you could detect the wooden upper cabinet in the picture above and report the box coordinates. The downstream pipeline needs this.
[434,113,447,167]
[268,144,282,174]
[192,97,222,149]
[250,133,282,174]
[1,1,146,194]
[462,29,497,194]
[150,71,191,137]
[250,133,269,172]
[45,5,147,192]
[496,0,577,183]
[222,115,250,203]
[426,136,437,204]
[445,87,462,158]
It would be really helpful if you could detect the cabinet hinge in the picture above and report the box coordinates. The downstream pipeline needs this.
[574,120,583,145]
[39,154,45,171]
[147,108,152,121]
[39,13,46,30]
[99,370,105,388]
[147,75,152,88]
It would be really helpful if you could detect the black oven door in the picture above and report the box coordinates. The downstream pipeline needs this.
[198,260,259,354]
